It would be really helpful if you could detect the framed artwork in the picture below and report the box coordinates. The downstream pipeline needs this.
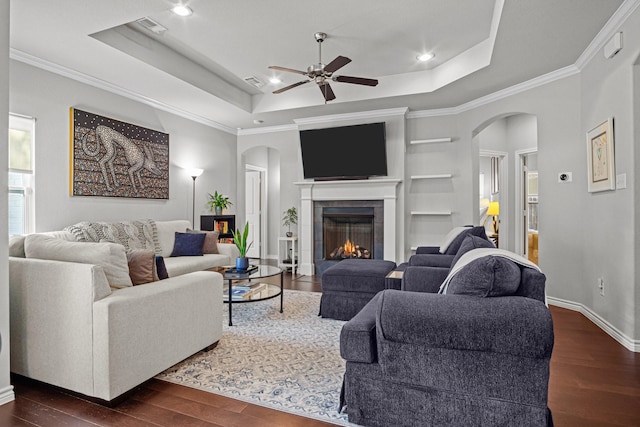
[70,108,169,199]
[586,118,615,193]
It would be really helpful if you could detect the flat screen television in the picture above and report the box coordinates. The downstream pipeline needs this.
[299,122,387,180]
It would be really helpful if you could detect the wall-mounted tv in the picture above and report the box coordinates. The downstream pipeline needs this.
[299,122,387,180]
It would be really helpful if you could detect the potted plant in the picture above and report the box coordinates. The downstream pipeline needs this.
[231,221,253,270]
[282,206,298,237]
[207,191,232,215]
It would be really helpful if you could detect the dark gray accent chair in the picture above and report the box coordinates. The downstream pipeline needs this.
[402,234,496,293]
[409,225,492,269]
[340,256,554,426]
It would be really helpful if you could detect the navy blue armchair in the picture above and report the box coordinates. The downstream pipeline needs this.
[340,257,554,426]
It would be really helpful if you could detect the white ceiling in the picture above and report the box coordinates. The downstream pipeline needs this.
[9,0,625,132]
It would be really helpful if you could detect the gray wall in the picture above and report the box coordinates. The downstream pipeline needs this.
[1,0,13,405]
[578,8,639,340]
[9,60,237,232]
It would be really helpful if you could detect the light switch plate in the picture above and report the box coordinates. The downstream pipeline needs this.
[616,173,627,189]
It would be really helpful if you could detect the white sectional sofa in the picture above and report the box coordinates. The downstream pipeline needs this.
[8,219,239,403]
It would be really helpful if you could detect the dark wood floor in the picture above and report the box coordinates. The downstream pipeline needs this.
[2,269,639,426]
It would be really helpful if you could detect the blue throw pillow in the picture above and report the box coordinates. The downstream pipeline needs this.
[451,235,496,267]
[447,256,521,297]
[155,255,169,279]
[170,232,205,257]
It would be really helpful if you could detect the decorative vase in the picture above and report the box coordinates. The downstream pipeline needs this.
[236,256,249,270]
[286,231,293,237]
[214,206,222,216]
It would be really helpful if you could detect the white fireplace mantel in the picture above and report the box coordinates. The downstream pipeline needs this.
[294,178,402,276]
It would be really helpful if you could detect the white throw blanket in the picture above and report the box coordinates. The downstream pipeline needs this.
[439,248,546,305]
[64,219,162,255]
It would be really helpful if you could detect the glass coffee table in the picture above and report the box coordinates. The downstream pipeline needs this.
[219,264,283,326]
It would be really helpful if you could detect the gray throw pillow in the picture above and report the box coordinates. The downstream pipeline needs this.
[451,235,496,267]
[444,226,489,255]
[447,256,521,297]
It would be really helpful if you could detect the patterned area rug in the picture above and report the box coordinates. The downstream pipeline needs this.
[156,290,353,426]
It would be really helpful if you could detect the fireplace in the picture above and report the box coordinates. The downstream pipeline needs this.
[295,178,401,276]
[313,200,384,273]
[323,207,374,260]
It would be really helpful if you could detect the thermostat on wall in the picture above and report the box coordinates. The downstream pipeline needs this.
[558,172,572,183]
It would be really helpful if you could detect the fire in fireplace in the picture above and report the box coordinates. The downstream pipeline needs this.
[322,207,374,260]
[328,239,371,260]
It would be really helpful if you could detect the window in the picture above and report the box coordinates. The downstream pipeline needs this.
[8,114,35,235]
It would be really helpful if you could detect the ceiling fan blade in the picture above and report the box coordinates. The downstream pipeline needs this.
[319,82,336,102]
[334,75,379,86]
[324,56,351,73]
[268,65,307,76]
[273,80,310,94]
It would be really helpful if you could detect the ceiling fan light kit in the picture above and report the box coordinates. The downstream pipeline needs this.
[269,32,378,102]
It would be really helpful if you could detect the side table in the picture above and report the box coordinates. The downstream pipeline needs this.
[278,236,298,274]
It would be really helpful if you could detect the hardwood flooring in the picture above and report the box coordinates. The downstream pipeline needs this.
[2,269,639,426]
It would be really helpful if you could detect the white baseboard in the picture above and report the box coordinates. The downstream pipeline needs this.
[548,297,640,353]
[0,385,15,405]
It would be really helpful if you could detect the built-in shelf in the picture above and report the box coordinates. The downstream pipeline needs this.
[410,174,453,180]
[410,210,452,216]
[410,137,453,145]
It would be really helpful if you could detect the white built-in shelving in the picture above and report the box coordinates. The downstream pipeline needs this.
[407,135,457,256]
[410,210,452,216]
[410,173,453,180]
[409,137,453,145]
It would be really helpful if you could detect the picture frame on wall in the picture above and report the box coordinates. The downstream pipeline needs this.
[586,118,615,193]
[70,108,170,199]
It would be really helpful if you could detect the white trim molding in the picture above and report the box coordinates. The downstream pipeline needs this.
[294,107,408,127]
[10,48,238,135]
[548,297,640,353]
[0,385,15,406]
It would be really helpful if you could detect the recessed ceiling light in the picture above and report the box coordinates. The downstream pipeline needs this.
[417,52,435,62]
[253,119,264,125]
[269,77,282,84]
[172,5,193,16]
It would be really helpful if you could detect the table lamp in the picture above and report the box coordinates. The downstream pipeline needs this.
[487,201,500,234]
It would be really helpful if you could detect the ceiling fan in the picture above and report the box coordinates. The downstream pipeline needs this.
[268,32,378,102]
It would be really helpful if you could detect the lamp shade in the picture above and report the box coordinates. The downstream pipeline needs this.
[487,201,500,216]
[187,168,203,178]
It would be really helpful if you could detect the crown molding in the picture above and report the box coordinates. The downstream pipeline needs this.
[238,123,298,136]
[407,65,580,119]
[10,48,238,135]
[575,0,640,70]
[294,107,408,126]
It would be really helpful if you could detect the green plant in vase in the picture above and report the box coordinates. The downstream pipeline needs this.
[207,191,232,215]
[231,221,253,270]
[282,206,298,237]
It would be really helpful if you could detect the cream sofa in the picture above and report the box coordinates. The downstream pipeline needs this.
[8,219,239,403]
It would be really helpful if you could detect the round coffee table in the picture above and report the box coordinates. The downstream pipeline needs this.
[222,264,283,326]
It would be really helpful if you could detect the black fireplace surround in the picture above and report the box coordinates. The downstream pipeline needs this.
[313,200,384,274]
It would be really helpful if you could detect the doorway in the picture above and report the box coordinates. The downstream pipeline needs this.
[515,149,538,263]
[479,150,507,248]
[244,166,265,259]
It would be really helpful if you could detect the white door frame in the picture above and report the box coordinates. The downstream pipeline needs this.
[515,148,537,257]
[479,150,507,249]
[245,164,267,259]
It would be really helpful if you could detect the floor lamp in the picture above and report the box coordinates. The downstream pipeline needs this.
[187,168,203,229]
